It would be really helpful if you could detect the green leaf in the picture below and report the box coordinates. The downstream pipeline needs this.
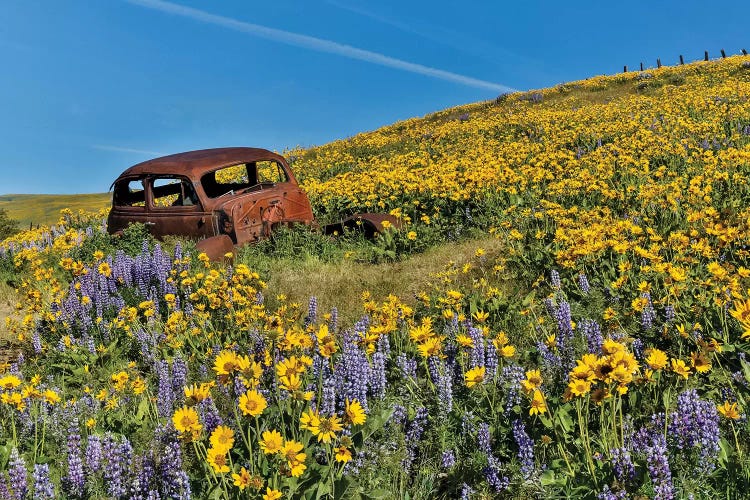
[363,489,392,500]
[555,406,574,434]
[136,396,149,421]
[718,437,732,466]
[538,414,553,429]
[334,476,360,500]
[315,480,332,500]
[741,359,750,385]
[540,469,557,486]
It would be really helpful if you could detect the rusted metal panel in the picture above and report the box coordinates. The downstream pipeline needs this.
[323,213,402,238]
[195,234,235,261]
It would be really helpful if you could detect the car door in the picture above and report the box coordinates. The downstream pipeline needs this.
[108,177,150,234]
[147,176,214,239]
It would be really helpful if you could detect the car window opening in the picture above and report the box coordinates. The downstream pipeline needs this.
[201,161,288,198]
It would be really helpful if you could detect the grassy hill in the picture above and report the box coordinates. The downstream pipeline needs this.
[0,192,111,227]
[2,55,750,498]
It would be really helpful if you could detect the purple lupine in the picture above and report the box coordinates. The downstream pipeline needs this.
[536,341,562,381]
[402,407,429,470]
[597,486,627,500]
[198,398,223,435]
[460,483,473,500]
[171,356,188,400]
[103,434,127,498]
[335,327,370,411]
[664,305,676,323]
[443,313,460,337]
[483,464,509,492]
[329,307,338,332]
[155,360,173,417]
[501,364,525,413]
[8,448,27,500]
[467,326,485,368]
[85,434,103,476]
[0,477,12,500]
[306,296,318,327]
[644,432,673,500]
[159,438,191,499]
[477,422,492,455]
[578,273,591,294]
[580,319,603,355]
[484,341,498,383]
[390,404,407,427]
[427,356,453,415]
[396,353,417,381]
[320,376,337,416]
[377,332,390,358]
[512,419,535,479]
[550,269,561,289]
[64,419,85,496]
[441,450,456,469]
[130,451,156,499]
[610,447,635,484]
[640,293,656,331]
[631,338,644,360]
[31,464,54,500]
[369,352,386,400]
[667,389,720,471]
[31,332,42,355]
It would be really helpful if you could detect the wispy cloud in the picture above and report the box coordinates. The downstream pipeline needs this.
[92,145,167,156]
[326,1,539,70]
[124,0,516,93]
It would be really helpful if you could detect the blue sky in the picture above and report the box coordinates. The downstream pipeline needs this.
[1,0,748,194]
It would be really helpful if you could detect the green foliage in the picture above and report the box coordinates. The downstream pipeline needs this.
[0,208,19,241]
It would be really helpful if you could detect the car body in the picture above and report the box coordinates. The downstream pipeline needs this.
[107,147,397,259]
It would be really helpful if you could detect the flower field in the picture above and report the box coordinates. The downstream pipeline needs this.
[2,56,750,498]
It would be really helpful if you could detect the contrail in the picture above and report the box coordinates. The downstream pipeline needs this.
[92,145,167,156]
[124,0,516,93]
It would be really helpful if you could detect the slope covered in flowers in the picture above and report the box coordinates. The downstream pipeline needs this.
[1,56,750,498]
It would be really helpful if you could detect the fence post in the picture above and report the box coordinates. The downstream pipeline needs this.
[704,51,709,61]
[721,49,726,58]
[657,58,662,68]
[679,55,684,65]
[640,62,644,71]
[743,49,748,55]
[623,65,628,73]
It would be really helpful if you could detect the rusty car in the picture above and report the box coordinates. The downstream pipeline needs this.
[107,147,398,259]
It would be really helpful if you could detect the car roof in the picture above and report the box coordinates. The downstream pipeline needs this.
[112,147,287,182]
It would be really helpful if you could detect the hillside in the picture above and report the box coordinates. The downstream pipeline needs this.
[0,192,111,227]
[2,55,750,499]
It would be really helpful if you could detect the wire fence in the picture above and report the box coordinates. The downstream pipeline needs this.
[623,48,748,73]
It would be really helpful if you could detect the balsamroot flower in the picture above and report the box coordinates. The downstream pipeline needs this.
[238,389,267,417]
[465,366,486,388]
[280,440,307,477]
[172,406,202,439]
[345,399,367,426]
[208,425,234,453]
[206,447,230,474]
[529,390,547,415]
[260,429,284,454]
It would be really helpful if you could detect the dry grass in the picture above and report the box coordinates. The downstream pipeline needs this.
[0,283,17,342]
[260,235,506,324]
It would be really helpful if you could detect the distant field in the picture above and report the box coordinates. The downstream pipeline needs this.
[0,192,111,227]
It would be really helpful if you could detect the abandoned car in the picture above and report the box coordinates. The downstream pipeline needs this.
[107,147,398,259]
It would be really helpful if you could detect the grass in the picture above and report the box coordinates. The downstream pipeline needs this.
[0,283,17,342]
[0,193,111,227]
[242,234,507,325]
